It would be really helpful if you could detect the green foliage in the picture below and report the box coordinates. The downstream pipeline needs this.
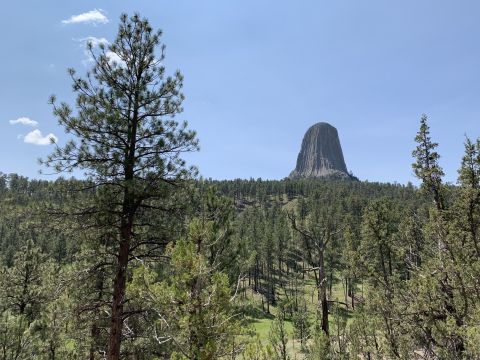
[412,114,445,210]
[128,217,245,359]
[0,311,36,360]
[42,12,200,359]
[241,335,274,360]
[268,303,290,360]
[306,327,331,360]
[292,299,311,350]
[3,111,480,359]
[347,309,381,359]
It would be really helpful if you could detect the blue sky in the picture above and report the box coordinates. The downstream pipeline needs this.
[1,1,479,184]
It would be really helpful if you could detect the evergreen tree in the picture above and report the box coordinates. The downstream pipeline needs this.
[43,13,198,359]
[412,114,445,210]
[292,298,310,350]
[360,199,408,358]
[268,303,290,360]
[288,201,337,336]
[306,327,330,360]
[128,218,244,359]
[0,240,48,323]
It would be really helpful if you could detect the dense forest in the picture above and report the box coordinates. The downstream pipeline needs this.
[1,13,480,360]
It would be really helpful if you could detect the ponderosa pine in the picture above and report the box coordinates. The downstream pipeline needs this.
[43,13,198,359]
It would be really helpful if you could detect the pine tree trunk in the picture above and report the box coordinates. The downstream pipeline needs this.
[90,270,104,360]
[351,278,355,310]
[318,249,329,335]
[107,96,139,360]
[89,323,99,360]
[107,233,130,360]
[344,278,348,310]
[107,190,134,359]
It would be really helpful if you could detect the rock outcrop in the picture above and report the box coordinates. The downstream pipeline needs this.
[289,122,351,179]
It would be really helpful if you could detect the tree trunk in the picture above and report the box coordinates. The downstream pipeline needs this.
[351,278,355,310]
[107,94,139,360]
[107,223,131,360]
[90,269,104,360]
[344,278,348,310]
[89,323,99,360]
[318,248,329,335]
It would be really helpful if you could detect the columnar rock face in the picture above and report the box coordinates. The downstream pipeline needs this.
[289,122,350,179]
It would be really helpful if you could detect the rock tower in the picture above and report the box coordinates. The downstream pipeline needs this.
[289,122,351,179]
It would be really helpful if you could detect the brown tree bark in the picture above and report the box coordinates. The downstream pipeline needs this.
[318,246,329,335]
[107,228,131,359]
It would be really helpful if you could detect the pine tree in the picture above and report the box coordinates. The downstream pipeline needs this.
[412,114,445,210]
[43,14,198,359]
[456,137,480,257]
[360,198,405,358]
[292,298,310,350]
[288,201,336,336]
[268,302,290,360]
[128,218,244,359]
[0,240,47,323]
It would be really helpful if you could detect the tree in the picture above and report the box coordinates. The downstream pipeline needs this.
[288,201,337,336]
[242,336,274,360]
[292,298,311,350]
[360,199,407,358]
[0,240,48,323]
[268,302,290,360]
[43,14,198,359]
[404,122,480,358]
[456,137,480,257]
[306,327,330,360]
[0,241,48,360]
[128,218,245,359]
[412,114,445,211]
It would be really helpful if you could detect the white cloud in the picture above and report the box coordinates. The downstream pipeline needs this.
[9,117,38,127]
[75,35,158,69]
[77,36,109,48]
[62,9,109,25]
[106,51,125,66]
[75,37,124,67]
[24,130,58,146]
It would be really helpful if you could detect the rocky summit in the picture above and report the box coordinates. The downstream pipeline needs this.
[289,122,351,179]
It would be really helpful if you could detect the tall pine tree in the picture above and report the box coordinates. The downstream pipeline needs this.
[43,14,198,359]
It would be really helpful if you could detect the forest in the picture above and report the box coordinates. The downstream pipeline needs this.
[1,13,480,360]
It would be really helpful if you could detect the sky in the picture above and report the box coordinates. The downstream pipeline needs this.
[1,1,479,184]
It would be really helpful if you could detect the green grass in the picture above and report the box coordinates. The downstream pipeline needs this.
[237,271,360,359]
[243,271,358,337]
[251,317,294,339]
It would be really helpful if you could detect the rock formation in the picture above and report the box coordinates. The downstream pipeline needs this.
[289,122,351,179]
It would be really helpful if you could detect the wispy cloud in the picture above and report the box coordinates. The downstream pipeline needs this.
[75,36,110,65]
[62,9,109,25]
[105,51,124,66]
[77,36,109,48]
[24,130,58,146]
[76,37,125,67]
[9,117,38,127]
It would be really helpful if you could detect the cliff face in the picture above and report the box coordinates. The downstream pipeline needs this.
[289,122,350,179]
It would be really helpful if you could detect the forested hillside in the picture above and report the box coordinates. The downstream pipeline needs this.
[1,12,480,360]
[2,123,480,359]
